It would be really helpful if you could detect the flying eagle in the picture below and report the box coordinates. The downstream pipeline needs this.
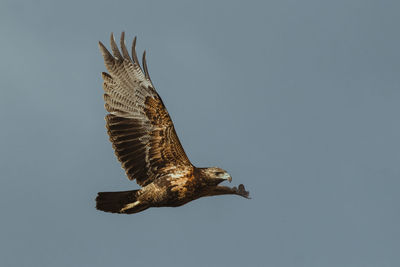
[96,33,249,214]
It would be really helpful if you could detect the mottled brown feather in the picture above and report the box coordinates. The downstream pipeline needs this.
[99,33,193,186]
[119,32,132,62]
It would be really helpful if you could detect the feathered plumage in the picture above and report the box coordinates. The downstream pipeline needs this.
[96,33,249,214]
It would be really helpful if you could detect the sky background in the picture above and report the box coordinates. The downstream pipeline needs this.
[1,0,399,266]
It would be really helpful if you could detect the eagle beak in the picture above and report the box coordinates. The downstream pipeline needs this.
[222,173,232,183]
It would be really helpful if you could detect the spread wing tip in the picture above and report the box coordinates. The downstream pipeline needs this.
[142,50,151,81]
[120,31,132,61]
[98,41,114,64]
[98,41,107,54]
[100,33,155,83]
[99,33,153,79]
[110,32,122,60]
[131,35,141,68]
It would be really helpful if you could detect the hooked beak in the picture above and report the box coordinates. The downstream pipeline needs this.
[221,173,232,183]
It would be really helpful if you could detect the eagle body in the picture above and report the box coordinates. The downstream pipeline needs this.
[96,33,249,214]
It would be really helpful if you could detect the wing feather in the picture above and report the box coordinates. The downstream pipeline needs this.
[99,33,193,186]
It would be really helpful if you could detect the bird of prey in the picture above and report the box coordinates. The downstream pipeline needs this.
[96,33,249,214]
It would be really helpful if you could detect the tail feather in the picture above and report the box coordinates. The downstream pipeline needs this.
[95,190,148,214]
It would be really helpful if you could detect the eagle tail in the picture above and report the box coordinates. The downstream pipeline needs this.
[95,190,148,214]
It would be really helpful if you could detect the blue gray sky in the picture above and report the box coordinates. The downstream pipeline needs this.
[1,0,399,266]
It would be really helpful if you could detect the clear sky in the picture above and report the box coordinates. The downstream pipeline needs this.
[1,0,399,266]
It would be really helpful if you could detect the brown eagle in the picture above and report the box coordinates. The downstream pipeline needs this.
[96,33,249,214]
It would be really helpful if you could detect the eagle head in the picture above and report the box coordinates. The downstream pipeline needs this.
[200,167,232,185]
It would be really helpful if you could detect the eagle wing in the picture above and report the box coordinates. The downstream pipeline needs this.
[99,33,193,186]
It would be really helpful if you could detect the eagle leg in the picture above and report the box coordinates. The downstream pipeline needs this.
[208,184,250,199]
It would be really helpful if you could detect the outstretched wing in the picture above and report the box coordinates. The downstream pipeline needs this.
[99,32,193,186]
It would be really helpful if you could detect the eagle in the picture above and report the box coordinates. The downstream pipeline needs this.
[96,33,249,214]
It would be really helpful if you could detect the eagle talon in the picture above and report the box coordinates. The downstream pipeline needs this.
[235,184,250,199]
